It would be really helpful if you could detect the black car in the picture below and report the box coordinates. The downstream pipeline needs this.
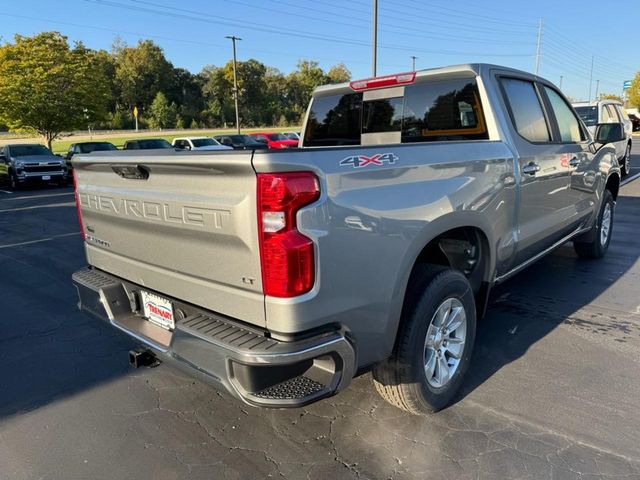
[65,141,118,160]
[214,134,269,150]
[123,139,174,150]
[629,113,640,132]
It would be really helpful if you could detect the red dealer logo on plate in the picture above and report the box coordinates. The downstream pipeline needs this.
[145,301,173,321]
[340,153,398,169]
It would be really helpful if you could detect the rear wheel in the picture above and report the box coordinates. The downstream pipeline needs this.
[373,266,476,414]
[620,143,631,177]
[574,189,614,259]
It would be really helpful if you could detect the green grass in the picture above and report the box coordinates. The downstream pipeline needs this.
[48,127,300,154]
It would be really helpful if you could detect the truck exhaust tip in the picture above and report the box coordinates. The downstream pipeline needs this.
[128,347,159,368]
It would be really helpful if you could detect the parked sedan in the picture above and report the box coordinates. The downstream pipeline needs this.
[214,134,269,150]
[123,139,174,150]
[0,144,67,189]
[172,137,232,151]
[65,142,118,160]
[283,131,300,141]
[249,132,298,149]
[628,113,640,132]
[64,142,118,172]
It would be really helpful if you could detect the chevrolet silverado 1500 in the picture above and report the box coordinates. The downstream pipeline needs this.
[72,64,623,414]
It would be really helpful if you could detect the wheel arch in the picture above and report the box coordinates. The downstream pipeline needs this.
[383,214,497,358]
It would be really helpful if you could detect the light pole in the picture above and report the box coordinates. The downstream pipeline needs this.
[534,18,543,75]
[372,0,377,77]
[225,35,242,134]
[594,79,600,101]
[559,75,563,91]
[411,56,418,71]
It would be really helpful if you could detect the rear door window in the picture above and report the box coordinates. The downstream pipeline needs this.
[543,86,584,142]
[602,105,618,123]
[501,78,550,143]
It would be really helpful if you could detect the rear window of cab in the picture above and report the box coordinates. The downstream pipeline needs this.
[304,78,488,147]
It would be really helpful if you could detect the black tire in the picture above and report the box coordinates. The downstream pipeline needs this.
[8,171,19,190]
[574,189,614,259]
[620,143,631,177]
[373,265,477,415]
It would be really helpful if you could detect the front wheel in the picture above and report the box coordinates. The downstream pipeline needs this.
[373,266,477,415]
[574,190,614,259]
[8,172,19,190]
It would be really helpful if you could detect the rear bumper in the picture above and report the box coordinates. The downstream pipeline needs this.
[72,266,356,408]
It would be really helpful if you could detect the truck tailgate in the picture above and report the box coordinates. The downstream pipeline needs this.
[74,151,265,326]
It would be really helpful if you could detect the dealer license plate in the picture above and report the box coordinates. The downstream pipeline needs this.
[140,290,175,331]
[42,175,51,181]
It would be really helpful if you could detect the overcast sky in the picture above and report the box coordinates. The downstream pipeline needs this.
[2,0,636,100]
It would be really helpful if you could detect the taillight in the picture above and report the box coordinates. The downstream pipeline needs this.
[257,172,320,297]
[73,169,86,240]
[349,71,416,91]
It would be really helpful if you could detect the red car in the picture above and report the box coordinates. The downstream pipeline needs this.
[249,132,299,149]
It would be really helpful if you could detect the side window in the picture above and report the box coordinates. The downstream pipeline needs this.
[602,105,617,123]
[402,78,488,142]
[614,105,627,123]
[501,78,550,143]
[543,86,584,143]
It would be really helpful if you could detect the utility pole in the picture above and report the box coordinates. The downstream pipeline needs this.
[594,79,600,101]
[225,35,242,134]
[411,55,418,71]
[559,75,563,91]
[588,55,594,102]
[534,18,543,75]
[372,0,378,77]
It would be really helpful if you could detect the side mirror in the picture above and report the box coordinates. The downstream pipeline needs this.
[595,123,625,143]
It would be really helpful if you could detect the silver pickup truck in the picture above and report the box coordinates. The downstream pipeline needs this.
[72,64,623,415]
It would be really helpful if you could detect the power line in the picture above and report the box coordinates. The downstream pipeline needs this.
[86,0,533,58]
[0,12,405,70]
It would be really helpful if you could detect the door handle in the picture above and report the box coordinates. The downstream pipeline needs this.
[522,162,540,175]
[569,157,580,167]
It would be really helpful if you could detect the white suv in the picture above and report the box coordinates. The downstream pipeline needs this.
[573,100,633,175]
[172,137,232,151]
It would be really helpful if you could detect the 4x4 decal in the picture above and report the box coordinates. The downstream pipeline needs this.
[340,153,398,169]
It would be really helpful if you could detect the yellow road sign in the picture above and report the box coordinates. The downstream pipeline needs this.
[133,106,139,118]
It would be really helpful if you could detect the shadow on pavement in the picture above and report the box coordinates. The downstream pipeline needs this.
[457,184,640,403]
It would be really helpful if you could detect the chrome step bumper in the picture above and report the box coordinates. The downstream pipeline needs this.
[72,266,356,408]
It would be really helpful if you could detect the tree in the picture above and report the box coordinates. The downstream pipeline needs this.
[114,40,174,111]
[598,93,623,103]
[0,32,110,148]
[327,63,352,84]
[627,72,640,109]
[286,60,328,122]
[148,92,177,129]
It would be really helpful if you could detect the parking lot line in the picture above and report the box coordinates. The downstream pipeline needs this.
[0,190,12,194]
[621,171,640,186]
[3,191,73,201]
[0,231,79,249]
[0,201,75,213]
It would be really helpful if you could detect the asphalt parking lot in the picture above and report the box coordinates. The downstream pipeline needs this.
[1,153,640,480]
